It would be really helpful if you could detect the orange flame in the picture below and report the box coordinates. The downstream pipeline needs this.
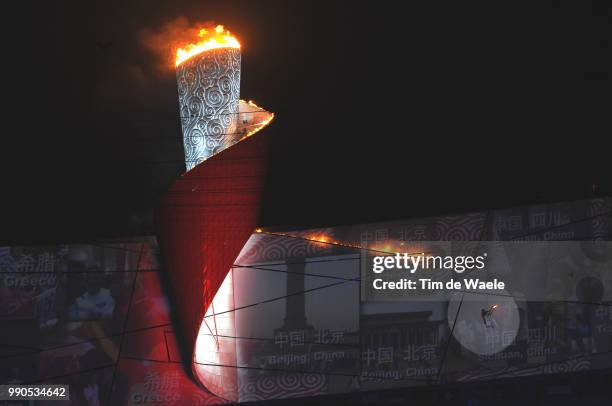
[175,24,240,66]
[314,236,329,243]
[306,233,330,244]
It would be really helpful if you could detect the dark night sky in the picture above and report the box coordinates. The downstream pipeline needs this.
[2,0,611,244]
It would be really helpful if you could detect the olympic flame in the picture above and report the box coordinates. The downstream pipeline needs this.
[175,24,240,66]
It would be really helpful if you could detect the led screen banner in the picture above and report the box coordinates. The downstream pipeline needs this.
[0,239,193,405]
[0,197,611,403]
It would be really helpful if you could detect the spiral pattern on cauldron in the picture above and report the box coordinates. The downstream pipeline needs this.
[176,48,241,171]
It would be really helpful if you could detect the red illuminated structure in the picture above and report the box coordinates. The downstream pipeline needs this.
[157,25,274,401]
[157,129,272,399]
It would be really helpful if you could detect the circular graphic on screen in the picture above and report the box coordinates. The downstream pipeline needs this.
[447,290,520,355]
